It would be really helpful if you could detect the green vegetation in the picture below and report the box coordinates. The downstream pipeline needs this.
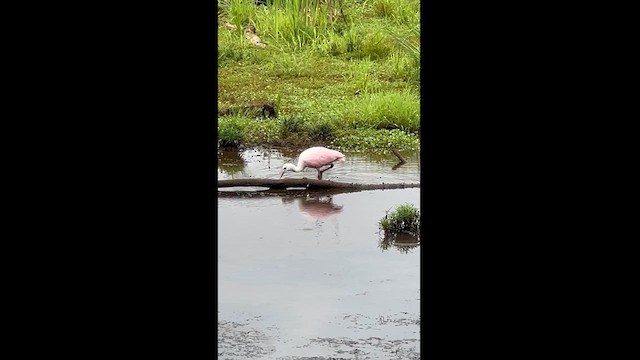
[378,203,420,254]
[332,128,419,152]
[379,203,420,238]
[218,0,420,151]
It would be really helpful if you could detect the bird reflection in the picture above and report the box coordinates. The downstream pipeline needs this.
[298,196,343,220]
[281,195,344,221]
[281,195,342,242]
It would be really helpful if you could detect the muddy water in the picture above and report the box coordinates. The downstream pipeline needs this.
[218,148,420,359]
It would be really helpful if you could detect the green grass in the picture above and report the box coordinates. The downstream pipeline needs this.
[218,116,245,147]
[218,0,420,151]
[331,128,419,152]
[218,114,281,147]
[378,202,421,253]
[379,203,420,238]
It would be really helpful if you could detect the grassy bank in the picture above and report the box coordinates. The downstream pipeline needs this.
[217,0,420,152]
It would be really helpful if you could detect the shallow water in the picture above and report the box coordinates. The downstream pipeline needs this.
[218,148,420,359]
[217,147,420,184]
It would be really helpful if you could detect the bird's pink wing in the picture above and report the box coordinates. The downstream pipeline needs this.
[299,201,343,219]
[303,148,345,168]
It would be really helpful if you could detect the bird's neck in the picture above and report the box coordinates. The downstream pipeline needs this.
[291,158,305,172]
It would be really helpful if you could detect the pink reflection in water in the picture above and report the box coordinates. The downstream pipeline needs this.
[282,196,344,220]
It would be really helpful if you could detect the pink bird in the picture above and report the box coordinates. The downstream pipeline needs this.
[280,146,346,180]
[298,197,343,220]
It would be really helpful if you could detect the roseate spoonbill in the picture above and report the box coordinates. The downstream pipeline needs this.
[298,197,343,220]
[280,146,346,180]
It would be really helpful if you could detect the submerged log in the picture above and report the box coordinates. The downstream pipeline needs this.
[218,178,420,191]
[391,148,407,163]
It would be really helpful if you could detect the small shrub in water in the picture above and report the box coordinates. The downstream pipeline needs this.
[378,203,420,254]
[379,203,420,238]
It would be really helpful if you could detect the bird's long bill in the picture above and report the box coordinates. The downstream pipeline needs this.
[279,169,286,179]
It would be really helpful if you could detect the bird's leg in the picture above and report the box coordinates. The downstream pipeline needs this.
[317,164,334,180]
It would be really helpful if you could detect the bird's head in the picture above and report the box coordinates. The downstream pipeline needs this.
[280,163,295,178]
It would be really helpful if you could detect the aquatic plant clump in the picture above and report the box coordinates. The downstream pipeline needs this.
[379,203,420,238]
[378,203,420,253]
